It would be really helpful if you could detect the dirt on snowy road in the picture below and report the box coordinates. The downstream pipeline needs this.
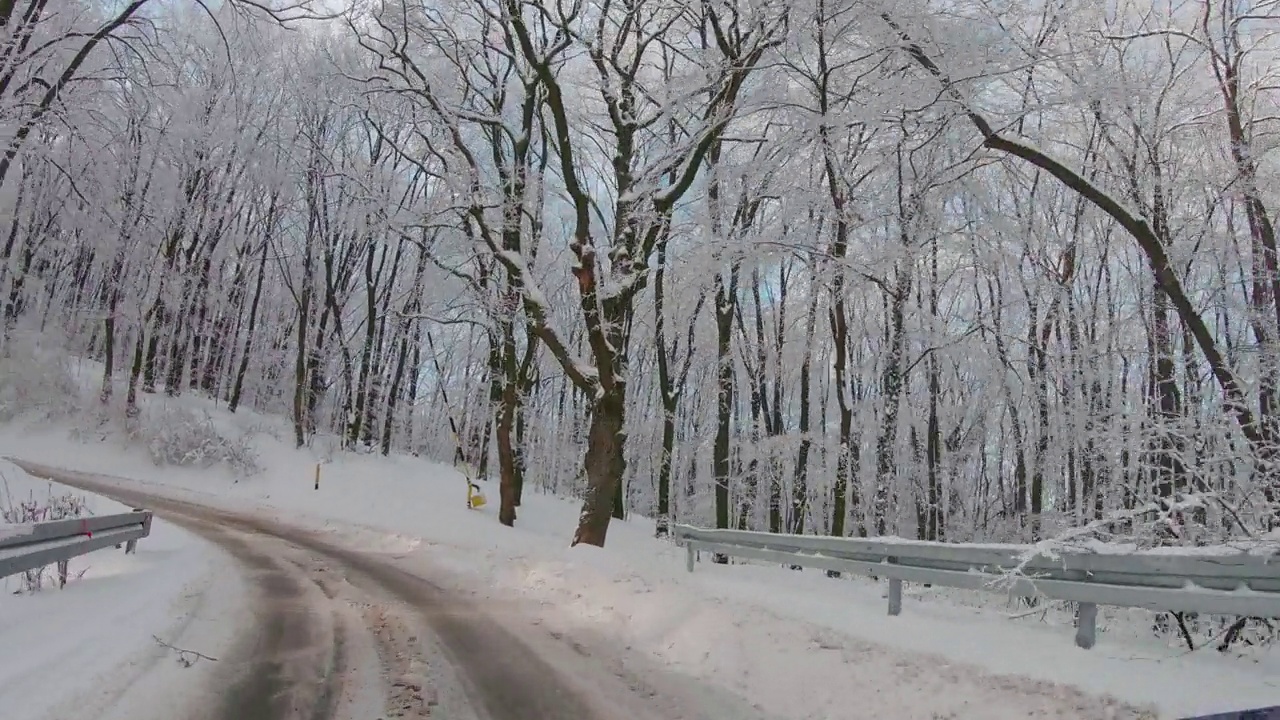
[16,461,777,720]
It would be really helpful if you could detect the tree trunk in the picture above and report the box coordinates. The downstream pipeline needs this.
[768,260,790,534]
[657,396,677,536]
[571,387,626,547]
[100,314,115,403]
[4,233,34,335]
[126,327,145,419]
[186,260,213,394]
[791,284,820,536]
[292,283,312,449]
[229,240,269,413]
[382,323,411,456]
[292,212,316,448]
[496,295,522,525]
[514,402,528,505]
[100,251,126,404]
[872,276,910,536]
[162,272,194,397]
[924,238,943,540]
[713,261,739,556]
[496,383,519,526]
[348,239,379,449]
[653,237,702,536]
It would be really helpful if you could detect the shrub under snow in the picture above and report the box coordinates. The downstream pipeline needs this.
[0,335,80,423]
[137,405,261,479]
[0,335,265,479]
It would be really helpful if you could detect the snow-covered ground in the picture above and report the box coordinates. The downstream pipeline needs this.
[0,459,244,720]
[1,382,1278,719]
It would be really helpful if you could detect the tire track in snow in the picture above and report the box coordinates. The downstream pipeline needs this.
[15,459,1160,720]
[17,461,603,720]
[133,512,352,720]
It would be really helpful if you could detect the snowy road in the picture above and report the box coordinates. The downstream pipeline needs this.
[21,462,781,720]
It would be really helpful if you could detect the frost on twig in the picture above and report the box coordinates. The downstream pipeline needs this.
[980,502,1170,599]
[976,496,1280,652]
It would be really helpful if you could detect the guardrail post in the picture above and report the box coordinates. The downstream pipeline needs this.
[686,542,696,572]
[887,556,902,616]
[126,508,148,554]
[1075,602,1098,649]
[56,559,69,589]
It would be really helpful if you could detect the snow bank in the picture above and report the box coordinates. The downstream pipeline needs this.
[2,420,1276,718]
[0,373,1276,717]
[0,459,242,720]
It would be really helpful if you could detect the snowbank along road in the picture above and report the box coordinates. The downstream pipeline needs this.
[17,461,778,720]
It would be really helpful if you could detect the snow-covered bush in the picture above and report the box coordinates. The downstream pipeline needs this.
[239,418,284,444]
[0,334,81,423]
[995,499,1280,654]
[137,405,261,478]
[316,433,343,464]
[1,479,89,593]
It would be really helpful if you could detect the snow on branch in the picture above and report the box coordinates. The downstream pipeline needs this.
[493,249,602,396]
[982,494,1280,604]
[878,11,1266,458]
[229,0,346,23]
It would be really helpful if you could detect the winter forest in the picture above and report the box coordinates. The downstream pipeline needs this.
[5,0,1280,552]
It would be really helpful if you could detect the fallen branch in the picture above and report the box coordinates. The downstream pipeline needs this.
[152,635,219,667]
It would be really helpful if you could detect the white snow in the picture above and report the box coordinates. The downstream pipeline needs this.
[0,398,1277,719]
[0,523,32,541]
[0,459,244,720]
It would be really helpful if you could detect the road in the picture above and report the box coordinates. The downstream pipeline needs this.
[17,461,778,720]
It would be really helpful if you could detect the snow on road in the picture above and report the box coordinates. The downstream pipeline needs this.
[5,405,1277,719]
[0,460,244,720]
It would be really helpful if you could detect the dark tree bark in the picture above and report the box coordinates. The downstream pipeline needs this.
[791,254,822,536]
[713,259,739,543]
[229,238,269,413]
[653,237,704,536]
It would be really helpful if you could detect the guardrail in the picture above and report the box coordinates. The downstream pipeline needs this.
[673,524,1280,649]
[0,510,154,588]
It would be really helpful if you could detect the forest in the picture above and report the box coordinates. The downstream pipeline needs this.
[3,0,1278,552]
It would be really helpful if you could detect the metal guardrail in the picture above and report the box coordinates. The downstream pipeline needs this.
[0,510,153,588]
[673,524,1280,649]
